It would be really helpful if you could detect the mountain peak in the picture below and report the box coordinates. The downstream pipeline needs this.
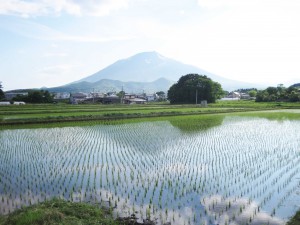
[126,51,166,64]
[75,51,256,91]
[130,51,162,57]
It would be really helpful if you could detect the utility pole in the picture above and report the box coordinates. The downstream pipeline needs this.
[121,85,124,104]
[196,83,201,105]
[92,88,95,103]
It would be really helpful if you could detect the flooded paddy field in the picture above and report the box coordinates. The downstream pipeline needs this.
[0,110,300,225]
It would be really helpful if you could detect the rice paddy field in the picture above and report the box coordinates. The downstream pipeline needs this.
[1,101,300,125]
[1,107,300,225]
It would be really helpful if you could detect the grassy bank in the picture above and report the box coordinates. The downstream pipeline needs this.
[1,100,300,126]
[0,199,118,225]
[287,211,300,225]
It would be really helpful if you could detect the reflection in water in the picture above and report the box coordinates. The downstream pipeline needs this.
[234,110,300,122]
[202,195,284,225]
[169,114,225,133]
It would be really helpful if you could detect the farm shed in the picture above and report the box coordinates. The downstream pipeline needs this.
[0,101,10,105]
[13,101,26,105]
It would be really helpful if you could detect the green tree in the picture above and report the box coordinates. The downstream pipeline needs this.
[156,91,165,97]
[248,90,257,97]
[255,90,266,102]
[167,74,223,104]
[0,82,5,100]
[256,85,300,102]
[117,91,125,98]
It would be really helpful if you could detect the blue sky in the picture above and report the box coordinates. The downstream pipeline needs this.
[1,0,300,90]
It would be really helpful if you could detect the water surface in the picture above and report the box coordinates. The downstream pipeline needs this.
[0,110,300,225]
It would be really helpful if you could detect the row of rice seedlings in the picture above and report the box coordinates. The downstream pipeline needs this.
[0,117,300,224]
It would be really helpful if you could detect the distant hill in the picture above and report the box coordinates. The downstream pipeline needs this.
[291,83,300,89]
[74,51,256,91]
[46,78,174,94]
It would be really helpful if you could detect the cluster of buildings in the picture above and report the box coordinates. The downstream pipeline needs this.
[222,91,254,100]
[55,92,165,104]
[0,90,166,105]
[2,90,256,105]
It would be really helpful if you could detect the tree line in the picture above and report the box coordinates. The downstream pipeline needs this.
[256,85,300,102]
[13,90,54,103]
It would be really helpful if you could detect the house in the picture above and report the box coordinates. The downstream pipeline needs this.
[227,92,241,98]
[146,94,157,102]
[124,94,136,100]
[70,92,88,104]
[54,92,70,100]
[123,98,147,104]
[240,93,251,99]
[122,94,146,104]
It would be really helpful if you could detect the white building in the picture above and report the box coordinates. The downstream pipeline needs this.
[54,92,70,99]
[146,94,157,102]
[13,101,26,105]
[123,94,146,104]
[0,102,10,105]
[227,92,241,98]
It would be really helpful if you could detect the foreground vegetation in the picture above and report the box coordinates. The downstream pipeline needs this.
[287,211,300,225]
[0,199,118,225]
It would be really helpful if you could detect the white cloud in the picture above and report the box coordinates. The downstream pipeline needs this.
[197,0,282,9]
[60,34,136,42]
[0,19,136,42]
[77,0,130,17]
[153,0,300,85]
[0,0,80,17]
[39,64,76,75]
[202,195,284,225]
[0,0,130,17]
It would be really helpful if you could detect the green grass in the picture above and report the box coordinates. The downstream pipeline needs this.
[0,100,300,127]
[211,100,300,108]
[0,199,117,225]
[287,211,300,225]
[0,112,228,132]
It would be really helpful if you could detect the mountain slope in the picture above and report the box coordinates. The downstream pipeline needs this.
[76,51,257,91]
[47,78,174,93]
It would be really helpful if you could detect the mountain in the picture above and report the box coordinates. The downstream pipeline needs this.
[75,51,257,91]
[291,83,300,89]
[46,78,174,94]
